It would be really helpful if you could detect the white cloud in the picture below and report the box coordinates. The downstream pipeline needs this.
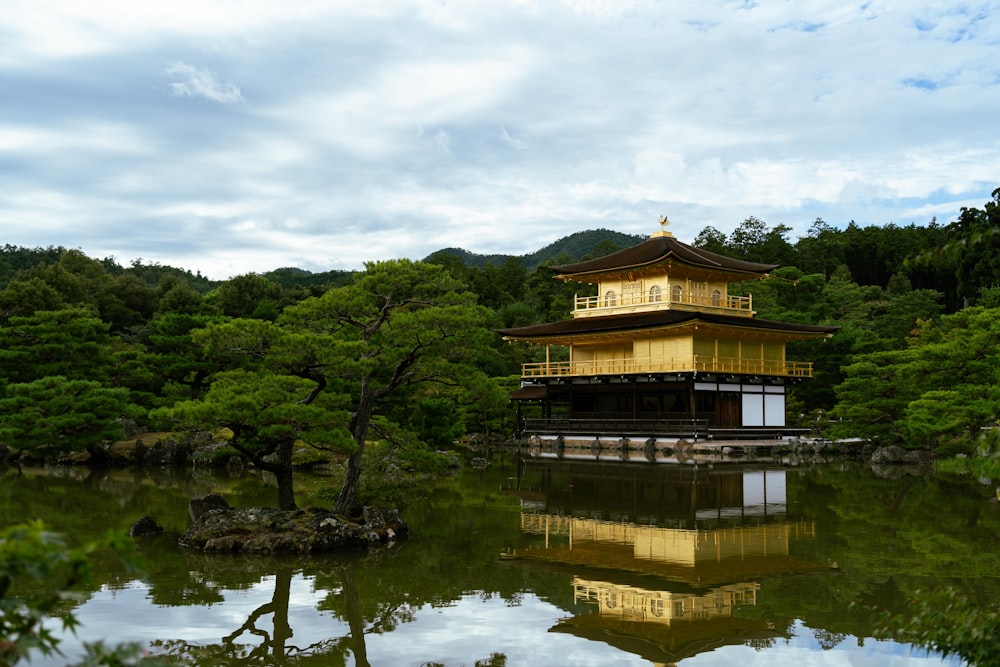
[165,62,243,104]
[499,127,527,151]
[0,0,997,278]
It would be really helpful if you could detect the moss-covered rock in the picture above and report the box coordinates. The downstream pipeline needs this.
[179,500,407,554]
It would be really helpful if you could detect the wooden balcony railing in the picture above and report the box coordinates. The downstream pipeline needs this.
[574,290,753,316]
[521,355,813,379]
[522,417,708,437]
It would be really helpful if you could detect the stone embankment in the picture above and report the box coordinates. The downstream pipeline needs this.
[509,435,937,476]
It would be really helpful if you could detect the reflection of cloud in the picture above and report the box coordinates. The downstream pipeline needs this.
[165,62,243,104]
[38,577,336,666]
[40,574,954,666]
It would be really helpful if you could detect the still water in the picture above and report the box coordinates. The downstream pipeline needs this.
[2,454,997,666]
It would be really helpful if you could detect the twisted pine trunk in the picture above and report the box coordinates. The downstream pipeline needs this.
[334,379,374,516]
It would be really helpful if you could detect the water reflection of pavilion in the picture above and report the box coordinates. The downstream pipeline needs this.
[572,578,758,625]
[504,460,831,664]
[555,578,776,665]
[517,513,818,585]
[513,459,794,530]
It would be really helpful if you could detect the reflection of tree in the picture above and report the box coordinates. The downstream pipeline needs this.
[155,565,340,665]
[870,586,1000,667]
[813,628,847,650]
[746,464,1000,644]
[222,567,294,661]
[425,655,508,667]
[341,566,369,667]
[152,561,410,666]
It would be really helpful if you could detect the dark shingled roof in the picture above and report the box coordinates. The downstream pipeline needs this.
[499,310,839,341]
[550,235,778,277]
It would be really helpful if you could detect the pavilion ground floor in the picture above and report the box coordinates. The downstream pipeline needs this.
[510,373,806,440]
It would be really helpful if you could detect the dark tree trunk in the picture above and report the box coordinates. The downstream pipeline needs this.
[86,442,111,468]
[334,380,374,516]
[336,447,364,517]
[229,431,297,510]
[274,439,297,511]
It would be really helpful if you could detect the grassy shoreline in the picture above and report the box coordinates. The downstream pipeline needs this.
[936,455,1000,481]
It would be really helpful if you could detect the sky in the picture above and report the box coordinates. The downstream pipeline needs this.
[2,1,998,280]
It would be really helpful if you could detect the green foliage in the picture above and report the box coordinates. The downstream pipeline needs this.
[125,259,215,294]
[143,313,228,403]
[0,521,163,666]
[935,429,1000,478]
[153,276,213,317]
[832,349,919,444]
[871,587,1000,667]
[901,388,999,450]
[152,260,498,511]
[693,226,729,254]
[209,273,283,320]
[833,306,1000,447]
[261,266,354,290]
[0,308,114,386]
[313,427,457,509]
[495,301,539,328]
[281,259,498,513]
[729,217,795,265]
[936,454,1000,479]
[154,367,351,508]
[0,377,139,457]
[952,187,1000,306]
[425,229,643,271]
[1,520,89,664]
[463,374,519,439]
[2,191,1000,465]
[0,252,156,333]
[188,368,349,449]
[401,395,467,449]
[0,245,67,290]
[868,287,943,347]
[0,277,66,317]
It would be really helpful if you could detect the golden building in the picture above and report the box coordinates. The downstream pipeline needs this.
[500,219,837,437]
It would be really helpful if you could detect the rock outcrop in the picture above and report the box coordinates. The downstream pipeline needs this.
[179,497,407,554]
[189,493,230,522]
[870,445,935,478]
[871,445,906,464]
[129,515,164,537]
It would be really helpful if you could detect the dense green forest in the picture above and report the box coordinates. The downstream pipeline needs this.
[425,228,646,270]
[1,188,999,482]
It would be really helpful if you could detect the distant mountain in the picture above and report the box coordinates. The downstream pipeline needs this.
[263,266,354,289]
[0,229,644,292]
[425,229,646,270]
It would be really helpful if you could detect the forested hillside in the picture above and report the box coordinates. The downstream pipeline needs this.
[425,228,646,270]
[1,187,998,471]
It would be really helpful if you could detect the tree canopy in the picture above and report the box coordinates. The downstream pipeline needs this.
[3,187,1000,500]
[153,260,497,512]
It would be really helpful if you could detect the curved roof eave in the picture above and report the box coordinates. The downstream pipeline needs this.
[550,236,778,279]
[498,310,839,342]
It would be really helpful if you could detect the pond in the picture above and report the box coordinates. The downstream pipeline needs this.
[2,454,998,666]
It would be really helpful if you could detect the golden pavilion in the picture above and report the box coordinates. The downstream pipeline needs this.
[500,218,837,439]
